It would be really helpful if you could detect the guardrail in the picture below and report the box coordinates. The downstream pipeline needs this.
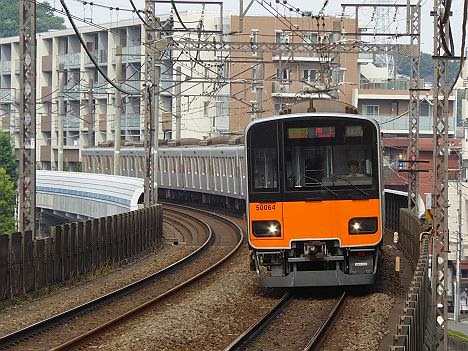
[0,205,162,302]
[390,209,432,350]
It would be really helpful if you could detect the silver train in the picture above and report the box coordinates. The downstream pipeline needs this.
[82,139,247,211]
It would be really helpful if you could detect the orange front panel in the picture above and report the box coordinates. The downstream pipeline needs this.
[249,202,283,239]
[249,199,381,249]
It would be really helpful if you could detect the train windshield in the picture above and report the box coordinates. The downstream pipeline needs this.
[284,118,378,196]
[248,122,279,192]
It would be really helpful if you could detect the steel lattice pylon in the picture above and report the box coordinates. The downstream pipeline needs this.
[431,0,450,349]
[407,3,421,213]
[143,1,157,207]
[162,40,418,56]
[19,0,36,236]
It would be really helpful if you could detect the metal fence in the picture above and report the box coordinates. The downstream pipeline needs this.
[0,205,162,302]
[390,209,432,350]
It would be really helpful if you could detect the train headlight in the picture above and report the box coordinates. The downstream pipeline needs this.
[252,220,281,237]
[348,217,378,234]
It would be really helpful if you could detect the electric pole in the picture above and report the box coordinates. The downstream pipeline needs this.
[19,0,36,235]
[455,153,463,322]
[87,78,94,148]
[57,64,64,172]
[114,46,122,176]
[143,0,160,207]
[407,1,422,214]
[431,0,451,348]
[175,65,181,140]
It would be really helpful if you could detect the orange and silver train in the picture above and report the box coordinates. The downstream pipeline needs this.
[246,113,383,287]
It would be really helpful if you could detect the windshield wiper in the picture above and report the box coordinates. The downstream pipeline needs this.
[330,175,369,196]
[303,175,338,198]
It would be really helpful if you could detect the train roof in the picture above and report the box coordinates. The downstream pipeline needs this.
[245,113,380,135]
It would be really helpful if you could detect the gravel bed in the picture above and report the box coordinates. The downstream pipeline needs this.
[321,245,406,351]
[90,245,283,351]
[0,224,195,337]
[243,296,340,351]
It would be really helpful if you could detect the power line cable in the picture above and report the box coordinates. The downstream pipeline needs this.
[60,0,140,96]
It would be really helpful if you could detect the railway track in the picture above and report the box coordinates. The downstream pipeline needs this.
[225,291,348,351]
[0,204,243,350]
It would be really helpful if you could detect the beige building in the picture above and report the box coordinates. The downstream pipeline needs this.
[227,15,358,133]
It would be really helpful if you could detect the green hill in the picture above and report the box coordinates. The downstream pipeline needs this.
[394,52,459,84]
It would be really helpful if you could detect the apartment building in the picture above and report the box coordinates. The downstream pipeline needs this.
[227,15,357,133]
[0,11,227,171]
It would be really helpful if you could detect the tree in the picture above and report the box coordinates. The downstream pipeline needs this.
[0,131,16,184]
[0,168,16,235]
[0,0,66,38]
[394,52,459,83]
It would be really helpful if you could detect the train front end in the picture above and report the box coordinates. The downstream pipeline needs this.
[246,113,383,287]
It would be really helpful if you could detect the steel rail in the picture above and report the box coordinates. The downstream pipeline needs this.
[51,204,243,350]
[0,206,214,348]
[224,292,293,351]
[304,291,348,351]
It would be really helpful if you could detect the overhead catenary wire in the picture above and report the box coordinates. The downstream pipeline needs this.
[60,0,141,96]
[449,0,468,94]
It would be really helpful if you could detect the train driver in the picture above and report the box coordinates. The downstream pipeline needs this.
[346,160,364,177]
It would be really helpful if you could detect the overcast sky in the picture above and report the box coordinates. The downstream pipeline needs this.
[61,0,465,55]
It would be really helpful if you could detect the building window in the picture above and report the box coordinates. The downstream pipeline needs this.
[362,105,379,115]
[302,69,317,82]
[274,103,284,113]
[276,68,290,81]
[275,31,290,44]
[330,68,345,84]
[420,101,432,116]
[204,101,209,117]
[303,32,317,44]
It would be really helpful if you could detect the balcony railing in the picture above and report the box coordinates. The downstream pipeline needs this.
[121,80,141,94]
[111,113,141,129]
[358,52,374,61]
[0,89,16,103]
[84,49,108,65]
[112,45,142,63]
[64,114,80,129]
[0,60,11,74]
[64,84,81,100]
[93,82,108,95]
[359,79,425,91]
[370,114,455,133]
[57,52,81,67]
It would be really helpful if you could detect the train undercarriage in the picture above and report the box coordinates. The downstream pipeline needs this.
[250,240,380,287]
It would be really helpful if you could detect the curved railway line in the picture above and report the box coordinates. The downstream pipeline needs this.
[0,204,243,350]
[225,291,348,351]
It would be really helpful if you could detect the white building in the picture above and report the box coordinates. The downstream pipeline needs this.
[0,11,229,170]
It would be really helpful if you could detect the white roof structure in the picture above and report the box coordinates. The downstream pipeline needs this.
[37,171,144,218]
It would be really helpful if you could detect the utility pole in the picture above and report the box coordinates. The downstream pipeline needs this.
[114,46,122,176]
[57,64,64,172]
[254,52,264,120]
[87,78,94,148]
[18,0,36,235]
[175,65,182,140]
[431,0,451,348]
[143,0,160,207]
[407,1,422,214]
[455,153,463,322]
